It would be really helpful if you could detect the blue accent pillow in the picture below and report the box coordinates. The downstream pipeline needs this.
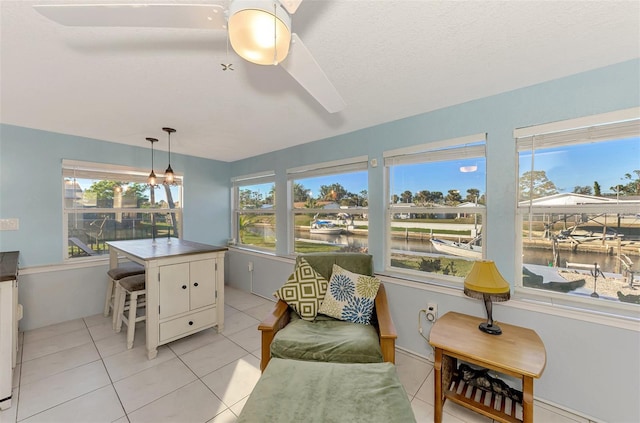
[318,264,380,324]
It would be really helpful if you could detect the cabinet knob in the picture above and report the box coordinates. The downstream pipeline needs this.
[194,282,199,287]
[188,321,194,326]
[182,285,187,290]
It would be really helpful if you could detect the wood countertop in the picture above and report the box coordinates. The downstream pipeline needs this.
[107,239,227,261]
[0,251,19,282]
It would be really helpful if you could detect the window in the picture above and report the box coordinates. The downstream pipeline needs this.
[232,171,276,252]
[288,157,369,254]
[384,134,487,282]
[516,109,640,310]
[63,160,183,260]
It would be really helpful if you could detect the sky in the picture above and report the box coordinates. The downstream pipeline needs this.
[520,137,639,195]
[389,160,486,198]
[73,178,180,204]
[172,136,640,203]
[306,136,640,199]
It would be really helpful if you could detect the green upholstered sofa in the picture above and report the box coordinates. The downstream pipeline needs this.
[258,253,397,372]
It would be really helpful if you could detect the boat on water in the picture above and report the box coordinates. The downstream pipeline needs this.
[556,226,623,243]
[310,220,344,235]
[430,236,482,259]
[522,264,586,293]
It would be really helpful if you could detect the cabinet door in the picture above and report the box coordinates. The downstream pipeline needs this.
[190,259,216,310]
[159,262,190,318]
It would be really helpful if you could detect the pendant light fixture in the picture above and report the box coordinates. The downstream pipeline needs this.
[162,127,176,185]
[146,137,158,186]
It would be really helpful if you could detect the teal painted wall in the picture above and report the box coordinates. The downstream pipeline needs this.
[0,125,230,267]
[229,59,640,280]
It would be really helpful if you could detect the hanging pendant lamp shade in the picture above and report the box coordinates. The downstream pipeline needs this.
[163,127,176,185]
[228,0,291,65]
[146,137,158,186]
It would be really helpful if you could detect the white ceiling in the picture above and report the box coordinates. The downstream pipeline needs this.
[1,0,639,162]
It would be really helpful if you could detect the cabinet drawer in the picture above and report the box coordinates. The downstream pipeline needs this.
[159,307,217,343]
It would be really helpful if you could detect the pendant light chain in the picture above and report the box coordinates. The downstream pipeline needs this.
[273,2,277,65]
[222,30,233,71]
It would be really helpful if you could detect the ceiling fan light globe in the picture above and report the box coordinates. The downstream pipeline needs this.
[228,2,291,66]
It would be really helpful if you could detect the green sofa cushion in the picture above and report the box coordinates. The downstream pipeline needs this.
[295,253,373,281]
[270,312,383,363]
[238,358,416,423]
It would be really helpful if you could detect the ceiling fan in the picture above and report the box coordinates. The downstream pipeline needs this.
[33,1,346,113]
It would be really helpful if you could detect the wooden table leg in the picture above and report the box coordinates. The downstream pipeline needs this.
[434,348,443,423]
[522,376,534,423]
[145,262,159,360]
[109,248,118,271]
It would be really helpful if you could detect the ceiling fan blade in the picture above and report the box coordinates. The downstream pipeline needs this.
[33,4,227,29]
[280,33,345,113]
[280,0,303,14]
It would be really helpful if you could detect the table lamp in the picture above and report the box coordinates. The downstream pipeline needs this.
[463,260,511,335]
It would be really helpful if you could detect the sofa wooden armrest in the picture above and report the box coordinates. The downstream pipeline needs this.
[374,283,398,364]
[258,283,397,372]
[258,299,291,371]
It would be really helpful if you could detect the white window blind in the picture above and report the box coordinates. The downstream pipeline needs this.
[384,144,485,166]
[62,160,182,184]
[287,156,368,180]
[516,119,640,152]
[232,170,276,187]
[383,133,486,166]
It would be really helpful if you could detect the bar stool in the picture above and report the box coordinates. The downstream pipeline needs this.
[114,273,146,349]
[104,263,145,319]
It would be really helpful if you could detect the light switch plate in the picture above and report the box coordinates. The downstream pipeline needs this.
[0,218,19,231]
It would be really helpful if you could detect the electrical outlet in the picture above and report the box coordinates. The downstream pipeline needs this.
[426,303,438,322]
[248,261,254,272]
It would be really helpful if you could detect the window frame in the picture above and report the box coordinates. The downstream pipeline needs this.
[514,107,640,316]
[383,133,487,285]
[287,156,369,255]
[231,170,277,253]
[62,159,183,262]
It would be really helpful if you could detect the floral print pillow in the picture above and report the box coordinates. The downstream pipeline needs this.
[318,264,381,325]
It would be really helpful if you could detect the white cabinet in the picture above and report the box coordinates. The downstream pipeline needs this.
[158,259,219,343]
[190,259,217,310]
[159,262,190,318]
[1,251,20,411]
[108,239,226,360]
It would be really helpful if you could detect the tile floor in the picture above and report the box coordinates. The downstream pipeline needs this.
[1,286,587,423]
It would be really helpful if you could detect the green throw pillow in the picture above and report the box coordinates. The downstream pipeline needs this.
[318,264,381,325]
[274,258,328,321]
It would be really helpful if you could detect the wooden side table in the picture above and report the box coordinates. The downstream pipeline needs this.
[429,312,546,423]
